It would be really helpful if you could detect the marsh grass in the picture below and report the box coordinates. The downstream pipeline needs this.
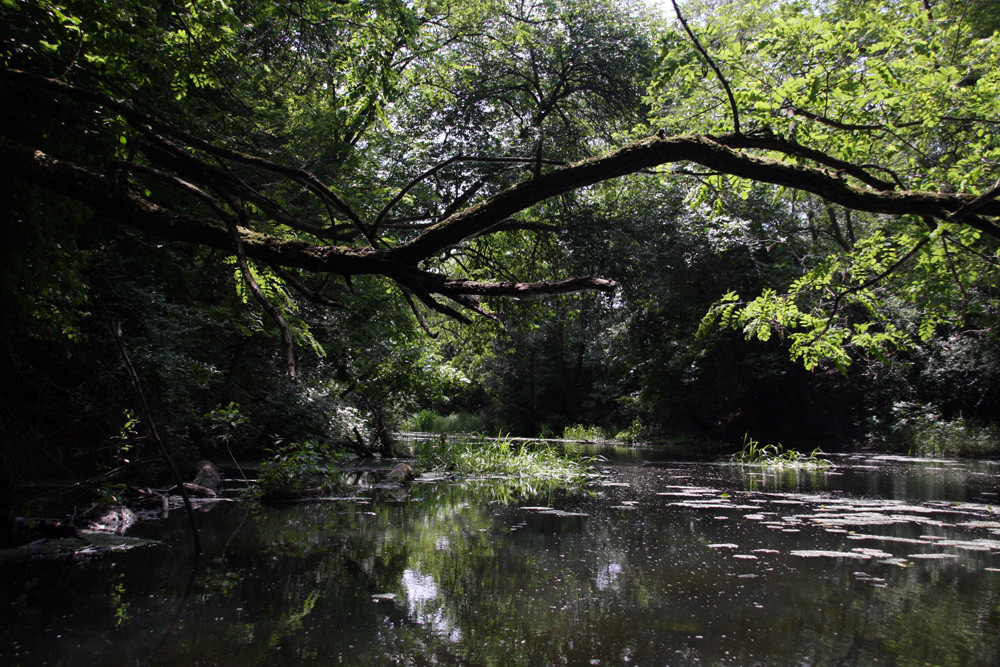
[415,434,594,481]
[730,434,832,470]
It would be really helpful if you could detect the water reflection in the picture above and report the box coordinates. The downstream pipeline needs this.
[2,456,1000,665]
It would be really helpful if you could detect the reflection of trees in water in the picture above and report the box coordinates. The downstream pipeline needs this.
[4,465,1000,665]
[788,559,1000,666]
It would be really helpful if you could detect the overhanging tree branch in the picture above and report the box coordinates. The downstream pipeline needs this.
[438,276,617,297]
[5,130,1000,295]
[803,233,933,347]
[0,68,372,241]
[392,133,1000,263]
[4,72,1000,323]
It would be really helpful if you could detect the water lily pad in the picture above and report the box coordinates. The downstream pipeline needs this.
[520,507,589,518]
[930,540,994,551]
[846,534,936,546]
[666,501,760,510]
[906,553,960,560]
[790,550,871,559]
[656,491,717,497]
[851,548,893,558]
[957,520,1000,530]
[806,512,949,527]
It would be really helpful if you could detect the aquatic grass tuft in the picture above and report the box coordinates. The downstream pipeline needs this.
[729,434,832,470]
[415,434,594,481]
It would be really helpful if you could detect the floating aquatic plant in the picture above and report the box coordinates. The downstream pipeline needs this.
[729,434,832,470]
[414,434,594,481]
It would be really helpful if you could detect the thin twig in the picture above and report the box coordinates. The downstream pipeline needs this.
[373,156,564,233]
[940,235,970,309]
[672,0,741,135]
[400,288,438,338]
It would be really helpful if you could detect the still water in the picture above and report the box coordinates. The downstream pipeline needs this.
[3,453,1000,666]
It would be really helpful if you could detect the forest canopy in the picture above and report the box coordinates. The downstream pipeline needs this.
[2,0,999,470]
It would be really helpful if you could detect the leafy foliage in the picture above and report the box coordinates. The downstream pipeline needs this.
[653,0,1000,370]
[883,402,1000,457]
[405,410,495,435]
[257,440,346,501]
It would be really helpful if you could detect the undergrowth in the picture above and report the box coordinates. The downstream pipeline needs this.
[886,402,1000,457]
[256,440,347,501]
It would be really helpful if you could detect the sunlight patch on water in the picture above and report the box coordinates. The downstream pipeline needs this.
[402,569,462,642]
[595,563,624,591]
